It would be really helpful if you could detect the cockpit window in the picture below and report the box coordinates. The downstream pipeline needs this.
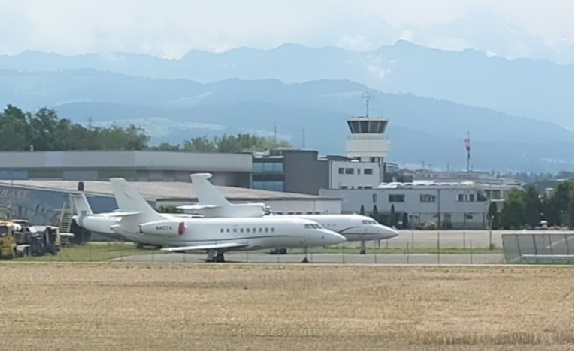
[304,224,322,229]
[362,220,377,224]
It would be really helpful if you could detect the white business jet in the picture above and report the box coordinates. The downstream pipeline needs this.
[178,173,399,254]
[103,178,346,262]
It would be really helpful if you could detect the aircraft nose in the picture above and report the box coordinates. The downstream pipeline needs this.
[376,225,399,239]
[323,230,346,245]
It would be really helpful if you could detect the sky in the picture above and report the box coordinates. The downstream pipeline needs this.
[1,0,574,61]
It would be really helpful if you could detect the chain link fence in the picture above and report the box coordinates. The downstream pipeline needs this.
[502,233,574,264]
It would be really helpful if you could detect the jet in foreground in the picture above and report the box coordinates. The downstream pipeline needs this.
[104,178,346,262]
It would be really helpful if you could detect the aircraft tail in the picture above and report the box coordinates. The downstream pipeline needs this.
[109,178,163,221]
[190,173,231,207]
[70,193,93,216]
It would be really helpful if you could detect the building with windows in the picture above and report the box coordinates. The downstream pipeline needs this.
[252,149,329,195]
[320,180,523,229]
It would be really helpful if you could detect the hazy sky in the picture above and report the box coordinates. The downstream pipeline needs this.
[1,0,573,60]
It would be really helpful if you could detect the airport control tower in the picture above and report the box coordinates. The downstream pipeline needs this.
[345,98,390,183]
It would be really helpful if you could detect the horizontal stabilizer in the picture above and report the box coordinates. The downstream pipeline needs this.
[160,242,248,252]
[107,211,141,217]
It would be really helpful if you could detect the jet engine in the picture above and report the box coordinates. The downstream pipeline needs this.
[138,220,186,236]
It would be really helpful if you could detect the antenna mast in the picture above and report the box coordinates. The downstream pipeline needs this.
[361,91,371,118]
[464,131,471,173]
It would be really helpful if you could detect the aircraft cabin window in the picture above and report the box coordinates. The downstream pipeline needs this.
[233,228,237,233]
[259,228,262,233]
[271,228,275,233]
[226,229,230,233]
[246,228,250,233]
[265,228,268,233]
[253,228,256,233]
[220,229,223,233]
[240,228,244,233]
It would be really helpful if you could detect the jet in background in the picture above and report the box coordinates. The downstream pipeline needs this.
[178,173,398,254]
[106,178,346,262]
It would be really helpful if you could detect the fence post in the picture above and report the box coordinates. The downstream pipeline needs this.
[437,231,441,265]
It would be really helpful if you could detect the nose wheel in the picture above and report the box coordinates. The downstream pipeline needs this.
[359,240,366,255]
[302,247,309,263]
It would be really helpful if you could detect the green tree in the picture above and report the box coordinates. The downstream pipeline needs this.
[0,105,31,150]
[546,181,574,226]
[488,201,500,230]
[371,204,379,223]
[523,186,541,227]
[152,142,181,151]
[157,205,182,214]
[182,136,217,152]
[501,189,526,229]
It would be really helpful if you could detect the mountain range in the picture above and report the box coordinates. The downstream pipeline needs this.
[1,41,574,172]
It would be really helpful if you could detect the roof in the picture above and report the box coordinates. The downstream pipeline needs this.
[0,180,338,202]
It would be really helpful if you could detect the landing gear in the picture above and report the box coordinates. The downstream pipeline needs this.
[215,252,225,263]
[359,240,366,255]
[206,249,225,263]
[302,247,309,263]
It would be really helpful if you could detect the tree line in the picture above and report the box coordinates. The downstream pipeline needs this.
[0,105,290,153]
[495,182,574,230]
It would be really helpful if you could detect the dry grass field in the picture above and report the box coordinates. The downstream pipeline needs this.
[0,264,574,350]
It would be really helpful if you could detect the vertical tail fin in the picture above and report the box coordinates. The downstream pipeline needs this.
[190,173,231,206]
[109,178,163,220]
[70,193,93,216]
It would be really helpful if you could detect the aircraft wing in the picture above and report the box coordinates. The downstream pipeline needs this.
[160,242,248,252]
[177,204,219,210]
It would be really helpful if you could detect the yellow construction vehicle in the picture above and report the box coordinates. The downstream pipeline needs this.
[0,221,17,259]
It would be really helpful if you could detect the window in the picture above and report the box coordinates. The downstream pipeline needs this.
[271,228,275,233]
[357,169,361,175]
[246,228,250,233]
[226,229,230,233]
[265,228,269,233]
[233,228,237,233]
[220,229,223,233]
[420,194,436,203]
[389,194,405,202]
[345,168,354,174]
[240,228,244,233]
[469,194,475,202]
[259,228,262,233]
[457,194,465,202]
[364,168,373,175]
[338,167,344,174]
[372,194,377,203]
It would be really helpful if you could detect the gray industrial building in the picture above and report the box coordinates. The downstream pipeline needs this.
[0,151,253,187]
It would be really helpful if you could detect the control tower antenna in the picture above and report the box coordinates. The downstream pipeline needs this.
[464,130,471,173]
[361,91,371,118]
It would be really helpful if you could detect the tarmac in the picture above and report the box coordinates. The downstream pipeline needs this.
[113,252,505,265]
